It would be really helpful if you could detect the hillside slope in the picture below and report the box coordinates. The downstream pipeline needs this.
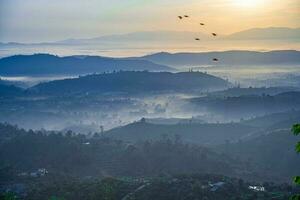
[140,50,300,66]
[105,121,257,145]
[29,71,230,95]
[0,54,173,76]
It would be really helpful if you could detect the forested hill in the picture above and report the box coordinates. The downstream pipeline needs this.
[0,123,240,179]
[0,80,23,96]
[140,50,300,67]
[0,54,173,76]
[105,120,257,145]
[217,129,300,182]
[207,86,299,97]
[29,71,230,95]
[1,121,299,184]
[189,91,300,118]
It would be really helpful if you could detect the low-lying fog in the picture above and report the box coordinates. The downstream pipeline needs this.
[1,65,300,133]
[0,76,77,88]
[185,65,300,87]
[1,39,299,58]
[0,92,214,132]
[1,64,300,88]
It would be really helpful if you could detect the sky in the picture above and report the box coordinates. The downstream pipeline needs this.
[0,0,299,43]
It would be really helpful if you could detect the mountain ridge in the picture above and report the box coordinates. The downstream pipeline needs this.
[139,50,300,66]
[1,27,299,45]
[225,27,300,40]
[0,54,173,76]
[29,71,230,95]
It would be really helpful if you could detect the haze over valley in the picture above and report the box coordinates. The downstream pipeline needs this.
[1,0,300,199]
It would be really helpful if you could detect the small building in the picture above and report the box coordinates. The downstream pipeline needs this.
[37,168,48,176]
[249,185,265,192]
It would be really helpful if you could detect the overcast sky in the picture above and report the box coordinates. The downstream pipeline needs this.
[0,0,299,43]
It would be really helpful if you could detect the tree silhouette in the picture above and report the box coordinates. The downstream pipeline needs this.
[291,124,300,200]
[48,197,65,200]
[1,192,17,200]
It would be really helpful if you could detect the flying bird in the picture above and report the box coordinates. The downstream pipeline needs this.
[195,38,200,41]
[212,58,219,62]
[212,33,217,36]
[178,16,183,20]
[184,15,189,18]
[200,23,205,26]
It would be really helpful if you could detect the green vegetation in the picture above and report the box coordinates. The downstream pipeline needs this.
[0,192,17,200]
[1,120,300,199]
[292,124,300,186]
[106,121,257,145]
[48,197,65,200]
[291,124,300,200]
[12,174,300,200]
[0,123,239,179]
[216,129,300,182]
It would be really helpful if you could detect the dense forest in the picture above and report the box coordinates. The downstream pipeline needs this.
[0,123,240,179]
[29,71,229,95]
[2,174,298,200]
[1,122,300,199]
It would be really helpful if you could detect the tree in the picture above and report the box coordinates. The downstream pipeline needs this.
[0,193,17,200]
[290,124,300,200]
[292,124,300,155]
[95,178,119,200]
[292,124,300,182]
[48,197,65,200]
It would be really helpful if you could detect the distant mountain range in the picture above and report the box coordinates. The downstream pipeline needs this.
[1,50,299,77]
[0,27,299,46]
[58,27,300,44]
[140,50,300,66]
[225,27,300,40]
[57,31,210,45]
[29,71,230,95]
[0,54,173,76]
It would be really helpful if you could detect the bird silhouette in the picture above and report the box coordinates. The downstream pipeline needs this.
[175,15,219,63]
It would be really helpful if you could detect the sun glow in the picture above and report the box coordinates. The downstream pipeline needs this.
[232,0,262,7]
